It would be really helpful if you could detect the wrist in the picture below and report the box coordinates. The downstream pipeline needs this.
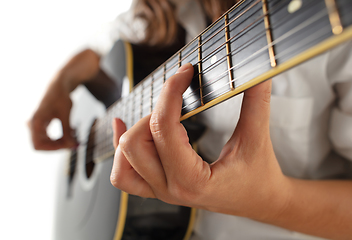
[252,175,294,223]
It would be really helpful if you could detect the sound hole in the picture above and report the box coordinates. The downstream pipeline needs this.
[85,120,96,179]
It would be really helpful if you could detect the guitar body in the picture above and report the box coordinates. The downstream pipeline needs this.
[53,1,352,239]
[54,40,196,240]
[54,93,119,240]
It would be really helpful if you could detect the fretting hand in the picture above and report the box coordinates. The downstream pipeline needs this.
[110,63,289,220]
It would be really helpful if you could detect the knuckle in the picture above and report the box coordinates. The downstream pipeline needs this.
[118,132,132,154]
[149,112,167,138]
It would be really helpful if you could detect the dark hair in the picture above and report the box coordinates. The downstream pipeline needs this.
[134,0,239,46]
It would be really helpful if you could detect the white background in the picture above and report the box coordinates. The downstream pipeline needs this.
[0,1,132,239]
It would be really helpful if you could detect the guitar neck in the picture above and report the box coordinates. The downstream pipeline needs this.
[93,0,352,163]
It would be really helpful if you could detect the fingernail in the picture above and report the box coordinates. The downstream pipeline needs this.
[176,63,192,74]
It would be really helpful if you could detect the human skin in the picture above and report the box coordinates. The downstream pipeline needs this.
[28,49,100,150]
[111,63,352,240]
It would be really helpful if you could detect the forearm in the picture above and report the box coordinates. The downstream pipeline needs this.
[263,178,352,240]
[57,48,101,92]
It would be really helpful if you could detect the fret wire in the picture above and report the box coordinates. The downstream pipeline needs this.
[89,21,331,162]
[89,20,335,161]
[165,0,260,78]
[93,0,276,129]
[262,0,277,67]
[181,0,260,71]
[149,0,260,83]
[150,74,154,113]
[196,1,272,73]
[92,0,328,135]
[94,0,288,136]
[198,36,204,106]
[93,1,288,137]
[82,3,350,164]
[324,0,343,35]
[183,2,327,102]
[182,59,270,111]
[187,2,270,89]
[178,51,181,67]
[183,7,329,104]
[220,24,333,99]
[182,21,332,111]
[95,0,263,120]
[92,0,272,138]
[224,13,235,90]
[183,15,266,100]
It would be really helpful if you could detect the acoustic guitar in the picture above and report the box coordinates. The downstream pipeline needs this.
[54,0,352,239]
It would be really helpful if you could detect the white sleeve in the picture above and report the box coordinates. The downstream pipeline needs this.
[85,8,146,56]
[327,41,352,161]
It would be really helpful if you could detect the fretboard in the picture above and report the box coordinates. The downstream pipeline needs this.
[93,0,352,162]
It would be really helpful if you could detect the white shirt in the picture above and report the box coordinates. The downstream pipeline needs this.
[90,1,352,239]
[198,41,352,178]
[194,41,352,240]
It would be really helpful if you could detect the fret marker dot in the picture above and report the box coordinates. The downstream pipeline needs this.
[211,55,217,65]
[288,0,302,14]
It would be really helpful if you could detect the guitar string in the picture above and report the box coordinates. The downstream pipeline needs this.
[131,0,262,85]
[79,10,333,166]
[98,0,321,133]
[105,16,330,149]
[113,0,321,119]
[101,0,318,126]
[181,6,329,106]
[182,0,322,101]
[76,0,261,147]
[132,0,280,92]
[78,33,330,171]
[74,1,335,166]
[98,0,274,116]
[84,2,330,160]
[132,0,315,99]
[184,25,332,112]
[160,0,298,81]
[172,0,263,71]
[91,0,287,135]
[84,0,270,141]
